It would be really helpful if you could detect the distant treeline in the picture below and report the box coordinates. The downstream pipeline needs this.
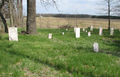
[36,13,120,19]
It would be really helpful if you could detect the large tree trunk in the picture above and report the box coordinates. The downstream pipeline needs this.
[26,0,37,34]
[0,11,8,33]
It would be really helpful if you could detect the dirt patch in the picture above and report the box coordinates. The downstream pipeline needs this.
[58,25,73,29]
[23,68,40,77]
[102,38,116,42]
[20,31,29,35]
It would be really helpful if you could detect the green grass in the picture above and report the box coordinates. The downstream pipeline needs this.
[0,28,120,77]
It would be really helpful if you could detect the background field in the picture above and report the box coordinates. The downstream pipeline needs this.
[0,17,120,31]
[34,17,120,29]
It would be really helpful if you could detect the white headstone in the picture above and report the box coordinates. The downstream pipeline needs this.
[99,27,103,36]
[90,25,93,31]
[62,32,64,35]
[74,27,77,32]
[66,29,68,31]
[48,33,52,39]
[93,42,99,52]
[75,27,80,38]
[88,32,91,36]
[110,27,114,35]
[8,27,18,41]
[83,28,85,31]
[86,30,87,33]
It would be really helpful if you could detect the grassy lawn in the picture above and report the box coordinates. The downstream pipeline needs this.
[0,28,120,77]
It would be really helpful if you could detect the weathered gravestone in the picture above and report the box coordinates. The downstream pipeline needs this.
[99,27,103,36]
[62,32,64,35]
[74,27,77,32]
[8,27,18,41]
[86,30,87,33]
[83,28,85,31]
[90,25,93,31]
[88,32,91,36]
[93,42,99,52]
[48,33,52,39]
[66,29,68,31]
[110,27,114,35]
[75,27,80,38]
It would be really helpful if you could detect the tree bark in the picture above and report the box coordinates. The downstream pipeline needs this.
[9,0,13,27]
[0,11,8,33]
[20,0,23,26]
[12,0,17,26]
[17,0,20,26]
[26,0,37,34]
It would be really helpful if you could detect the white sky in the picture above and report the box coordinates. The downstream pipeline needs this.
[23,0,102,15]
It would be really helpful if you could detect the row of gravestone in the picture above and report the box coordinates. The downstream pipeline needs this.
[8,26,114,41]
[74,26,114,38]
[74,27,98,38]
[48,31,98,52]
[8,26,114,52]
[90,25,114,36]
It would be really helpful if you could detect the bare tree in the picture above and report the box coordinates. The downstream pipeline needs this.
[16,0,23,26]
[19,0,23,26]
[66,13,70,27]
[114,0,120,16]
[0,0,23,33]
[74,11,78,27]
[0,0,8,33]
[97,0,116,30]
[11,0,23,26]
[9,0,13,26]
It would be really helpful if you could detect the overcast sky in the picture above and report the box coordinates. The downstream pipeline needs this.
[23,0,101,15]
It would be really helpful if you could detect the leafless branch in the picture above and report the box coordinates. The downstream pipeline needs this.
[39,0,60,12]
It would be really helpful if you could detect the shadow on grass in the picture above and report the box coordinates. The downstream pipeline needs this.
[76,41,120,58]
[105,40,120,57]
[5,49,97,77]
[2,43,101,77]
[102,35,120,57]
[2,40,118,77]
